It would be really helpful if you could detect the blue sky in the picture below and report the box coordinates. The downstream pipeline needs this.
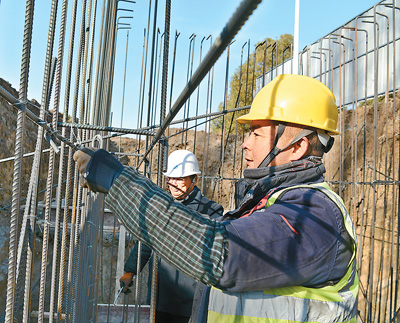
[0,0,380,130]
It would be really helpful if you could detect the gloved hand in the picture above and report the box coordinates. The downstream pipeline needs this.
[120,272,135,294]
[73,148,124,193]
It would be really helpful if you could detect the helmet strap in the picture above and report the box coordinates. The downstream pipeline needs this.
[257,123,336,168]
[258,123,286,168]
[175,177,196,200]
[317,130,334,153]
[323,137,334,153]
[258,125,315,168]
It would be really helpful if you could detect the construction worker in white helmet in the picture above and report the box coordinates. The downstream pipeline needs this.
[163,149,203,200]
[119,149,223,323]
[74,74,358,323]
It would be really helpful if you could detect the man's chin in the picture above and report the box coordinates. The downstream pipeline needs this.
[171,191,184,199]
[246,162,256,169]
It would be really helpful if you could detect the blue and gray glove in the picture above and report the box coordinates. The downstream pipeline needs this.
[75,148,124,194]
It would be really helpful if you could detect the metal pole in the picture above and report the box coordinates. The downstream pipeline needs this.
[293,0,300,74]
[139,0,263,167]
[5,0,35,321]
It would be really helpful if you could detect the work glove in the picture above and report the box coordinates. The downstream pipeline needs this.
[119,272,135,294]
[73,148,124,194]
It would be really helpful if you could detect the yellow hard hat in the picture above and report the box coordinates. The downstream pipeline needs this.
[237,74,339,135]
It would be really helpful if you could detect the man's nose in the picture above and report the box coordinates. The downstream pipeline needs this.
[242,136,250,150]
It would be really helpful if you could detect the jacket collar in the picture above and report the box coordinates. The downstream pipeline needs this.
[176,186,202,210]
[223,157,326,221]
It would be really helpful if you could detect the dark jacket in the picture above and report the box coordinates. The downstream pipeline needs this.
[190,158,354,322]
[124,186,223,317]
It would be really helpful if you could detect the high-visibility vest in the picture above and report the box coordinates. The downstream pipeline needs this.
[207,182,358,323]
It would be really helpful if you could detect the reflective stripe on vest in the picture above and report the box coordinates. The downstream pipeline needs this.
[207,182,358,323]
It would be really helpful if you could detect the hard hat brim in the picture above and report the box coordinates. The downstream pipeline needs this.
[236,74,340,135]
[237,112,268,124]
[237,112,339,135]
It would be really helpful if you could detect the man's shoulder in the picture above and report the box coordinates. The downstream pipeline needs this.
[272,181,329,197]
[189,188,224,217]
[268,183,344,223]
[200,194,223,209]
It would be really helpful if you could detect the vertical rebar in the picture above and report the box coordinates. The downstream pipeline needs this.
[5,0,35,321]
[193,36,206,154]
[147,1,159,320]
[201,35,213,193]
[181,33,196,148]
[390,2,399,321]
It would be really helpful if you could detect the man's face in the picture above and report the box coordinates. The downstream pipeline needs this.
[167,176,194,199]
[242,120,295,169]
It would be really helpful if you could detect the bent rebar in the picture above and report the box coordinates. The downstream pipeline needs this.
[138,0,263,167]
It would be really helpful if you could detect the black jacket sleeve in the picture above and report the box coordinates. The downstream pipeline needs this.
[124,241,153,274]
[187,186,224,219]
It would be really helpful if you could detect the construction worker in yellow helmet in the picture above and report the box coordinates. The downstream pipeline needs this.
[74,74,358,323]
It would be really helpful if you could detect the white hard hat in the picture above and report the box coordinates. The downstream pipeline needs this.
[163,149,201,178]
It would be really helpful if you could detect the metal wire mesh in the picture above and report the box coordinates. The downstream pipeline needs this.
[1,0,400,322]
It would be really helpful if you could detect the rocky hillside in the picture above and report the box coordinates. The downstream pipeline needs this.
[2,76,400,215]
[0,78,52,220]
[111,127,244,210]
[0,78,242,217]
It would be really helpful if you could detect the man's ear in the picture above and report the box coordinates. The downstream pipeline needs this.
[291,137,309,160]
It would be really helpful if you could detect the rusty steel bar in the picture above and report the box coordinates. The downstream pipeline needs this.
[193,36,207,154]
[181,33,196,148]
[139,0,263,167]
[5,0,35,321]
[201,35,214,193]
